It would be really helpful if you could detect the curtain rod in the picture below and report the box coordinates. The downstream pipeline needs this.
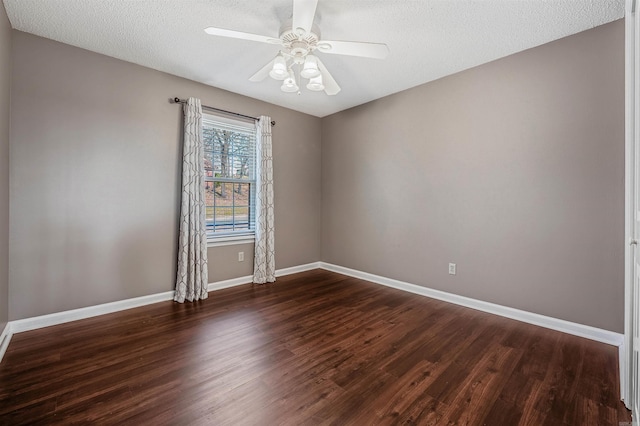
[170,97,275,126]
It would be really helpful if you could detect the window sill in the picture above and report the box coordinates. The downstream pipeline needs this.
[207,234,255,248]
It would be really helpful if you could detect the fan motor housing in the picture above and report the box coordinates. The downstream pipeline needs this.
[279,20,321,55]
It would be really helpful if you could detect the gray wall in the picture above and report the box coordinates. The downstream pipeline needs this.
[322,20,625,332]
[7,20,626,333]
[0,5,11,331]
[9,31,321,320]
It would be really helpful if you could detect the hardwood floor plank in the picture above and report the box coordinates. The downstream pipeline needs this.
[534,334,585,424]
[0,269,630,425]
[440,344,522,424]
[483,396,524,425]
[513,327,559,380]
[372,359,443,421]
[577,339,621,407]
[395,392,448,425]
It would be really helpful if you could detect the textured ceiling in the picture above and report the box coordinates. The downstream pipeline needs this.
[2,0,625,117]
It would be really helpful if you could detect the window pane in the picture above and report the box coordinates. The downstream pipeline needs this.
[214,182,234,208]
[214,207,233,232]
[208,130,243,179]
[205,183,215,231]
[213,183,232,232]
[204,129,255,180]
[233,156,251,180]
[203,114,256,236]
[233,182,250,204]
[205,182,253,233]
[204,150,213,179]
[205,205,214,224]
[233,207,249,230]
[233,182,250,230]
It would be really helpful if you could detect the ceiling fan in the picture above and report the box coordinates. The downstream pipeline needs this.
[204,0,389,96]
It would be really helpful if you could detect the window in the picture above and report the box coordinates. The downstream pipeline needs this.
[203,113,256,243]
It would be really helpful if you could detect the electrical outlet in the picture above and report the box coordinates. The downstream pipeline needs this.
[448,263,456,275]
[238,251,244,262]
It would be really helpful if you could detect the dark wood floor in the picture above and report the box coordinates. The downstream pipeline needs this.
[0,269,631,425]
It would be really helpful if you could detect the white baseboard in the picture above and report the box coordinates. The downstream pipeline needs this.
[321,261,627,407]
[3,261,624,368]
[207,275,253,292]
[8,262,322,339]
[206,262,321,292]
[319,262,624,347]
[0,323,12,363]
[275,262,322,277]
[319,262,629,408]
[10,291,176,334]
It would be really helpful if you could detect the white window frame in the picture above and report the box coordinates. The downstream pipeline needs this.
[202,113,257,247]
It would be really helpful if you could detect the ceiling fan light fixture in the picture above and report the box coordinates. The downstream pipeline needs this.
[300,55,320,79]
[281,70,299,93]
[269,55,288,80]
[306,75,324,91]
[206,0,389,97]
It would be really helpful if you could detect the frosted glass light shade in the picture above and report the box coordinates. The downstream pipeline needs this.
[269,55,288,80]
[281,71,298,92]
[306,75,324,91]
[300,55,320,79]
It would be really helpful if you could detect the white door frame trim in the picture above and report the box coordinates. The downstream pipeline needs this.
[623,0,638,409]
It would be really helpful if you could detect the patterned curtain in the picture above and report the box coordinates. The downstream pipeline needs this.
[253,116,276,283]
[174,98,209,302]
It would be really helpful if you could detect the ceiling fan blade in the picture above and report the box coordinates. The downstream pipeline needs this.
[317,40,389,59]
[292,0,318,35]
[204,27,281,45]
[249,59,276,82]
[315,57,340,96]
